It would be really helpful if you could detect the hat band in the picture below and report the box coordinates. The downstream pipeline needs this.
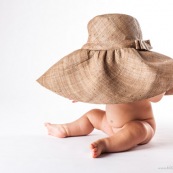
[82,39,152,51]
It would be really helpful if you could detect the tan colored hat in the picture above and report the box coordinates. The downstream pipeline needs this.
[37,14,173,104]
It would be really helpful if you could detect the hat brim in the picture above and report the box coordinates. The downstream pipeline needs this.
[37,48,173,104]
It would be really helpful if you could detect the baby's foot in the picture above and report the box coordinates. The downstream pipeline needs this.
[90,139,107,158]
[44,123,68,138]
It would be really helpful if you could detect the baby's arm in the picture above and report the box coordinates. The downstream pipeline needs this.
[148,92,165,103]
[165,87,173,95]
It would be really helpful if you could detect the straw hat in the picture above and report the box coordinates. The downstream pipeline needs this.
[37,14,173,104]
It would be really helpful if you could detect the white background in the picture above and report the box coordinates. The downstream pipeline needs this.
[0,0,173,172]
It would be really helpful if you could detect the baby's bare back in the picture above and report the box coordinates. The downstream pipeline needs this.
[106,100,155,129]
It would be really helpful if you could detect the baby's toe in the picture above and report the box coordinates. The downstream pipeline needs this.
[44,122,51,127]
[90,142,97,149]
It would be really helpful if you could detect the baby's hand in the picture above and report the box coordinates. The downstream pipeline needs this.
[69,99,78,103]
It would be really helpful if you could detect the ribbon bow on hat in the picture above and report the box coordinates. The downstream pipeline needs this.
[135,40,152,50]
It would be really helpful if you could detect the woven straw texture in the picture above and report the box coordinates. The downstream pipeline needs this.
[37,14,173,104]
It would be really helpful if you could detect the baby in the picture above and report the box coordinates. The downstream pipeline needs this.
[44,91,170,158]
[37,14,173,158]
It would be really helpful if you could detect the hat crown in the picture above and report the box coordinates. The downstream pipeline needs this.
[83,14,143,49]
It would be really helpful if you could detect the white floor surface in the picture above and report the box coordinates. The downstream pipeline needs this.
[0,125,173,173]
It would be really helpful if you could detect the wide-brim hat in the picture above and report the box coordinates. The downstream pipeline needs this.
[37,14,173,104]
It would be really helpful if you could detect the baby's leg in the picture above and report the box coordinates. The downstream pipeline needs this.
[45,109,113,138]
[90,120,155,158]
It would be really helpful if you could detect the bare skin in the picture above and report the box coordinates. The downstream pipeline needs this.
[45,93,166,158]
